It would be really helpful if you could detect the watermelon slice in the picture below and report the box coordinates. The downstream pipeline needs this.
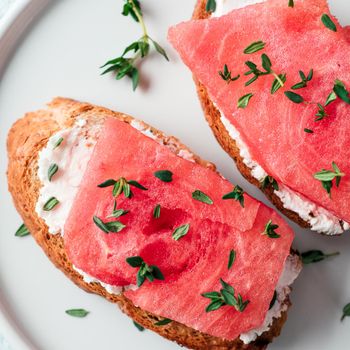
[168,0,350,223]
[64,118,294,339]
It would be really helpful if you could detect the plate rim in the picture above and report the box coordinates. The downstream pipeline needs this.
[0,2,50,349]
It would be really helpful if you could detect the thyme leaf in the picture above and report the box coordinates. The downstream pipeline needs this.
[262,220,280,238]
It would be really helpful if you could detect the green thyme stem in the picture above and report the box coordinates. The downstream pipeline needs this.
[272,72,285,88]
[129,0,147,37]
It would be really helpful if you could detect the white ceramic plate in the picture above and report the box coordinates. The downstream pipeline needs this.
[1,1,350,349]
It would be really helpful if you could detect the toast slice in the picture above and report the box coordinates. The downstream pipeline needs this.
[188,0,348,235]
[7,97,300,349]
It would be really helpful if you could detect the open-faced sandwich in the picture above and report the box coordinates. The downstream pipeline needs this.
[7,98,301,349]
[168,0,350,236]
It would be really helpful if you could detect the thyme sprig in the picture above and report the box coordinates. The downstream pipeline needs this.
[222,185,245,208]
[97,177,147,199]
[315,103,328,121]
[126,256,164,287]
[202,279,250,313]
[262,220,280,238]
[301,250,339,264]
[314,162,345,197]
[219,64,240,84]
[291,69,313,90]
[101,0,168,90]
[244,54,285,93]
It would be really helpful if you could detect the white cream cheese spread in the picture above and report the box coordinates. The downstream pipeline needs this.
[73,266,137,295]
[35,119,100,235]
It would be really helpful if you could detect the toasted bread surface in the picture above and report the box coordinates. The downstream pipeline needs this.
[191,0,310,230]
[8,97,292,349]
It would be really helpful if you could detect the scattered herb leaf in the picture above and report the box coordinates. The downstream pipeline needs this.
[154,170,173,182]
[153,204,161,219]
[321,14,337,32]
[244,41,265,54]
[133,321,145,331]
[315,103,328,121]
[269,291,277,310]
[341,303,350,322]
[65,309,89,318]
[48,164,58,182]
[301,250,340,264]
[15,223,30,237]
[271,73,287,94]
[43,197,59,211]
[238,93,254,109]
[107,209,129,219]
[93,216,126,233]
[228,250,236,270]
[172,224,190,241]
[219,64,240,83]
[97,179,117,188]
[262,220,280,238]
[261,176,279,191]
[126,256,164,287]
[93,216,109,233]
[291,69,313,90]
[127,180,148,190]
[284,91,304,103]
[325,91,337,106]
[304,128,314,134]
[126,256,144,267]
[222,185,245,208]
[113,179,124,197]
[206,0,216,13]
[333,81,350,104]
[53,137,64,149]
[155,318,172,326]
[288,0,294,8]
[123,182,132,198]
[192,190,213,205]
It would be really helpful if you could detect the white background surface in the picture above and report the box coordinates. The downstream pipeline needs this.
[0,0,350,349]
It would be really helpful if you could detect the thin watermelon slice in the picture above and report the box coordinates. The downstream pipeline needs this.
[64,118,294,339]
[168,0,350,223]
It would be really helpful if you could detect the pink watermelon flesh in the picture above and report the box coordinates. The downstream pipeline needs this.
[64,118,294,340]
[168,0,350,223]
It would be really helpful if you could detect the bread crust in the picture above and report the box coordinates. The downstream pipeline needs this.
[7,97,292,349]
[192,0,310,230]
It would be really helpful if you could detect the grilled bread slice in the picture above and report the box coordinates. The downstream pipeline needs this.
[7,97,300,349]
